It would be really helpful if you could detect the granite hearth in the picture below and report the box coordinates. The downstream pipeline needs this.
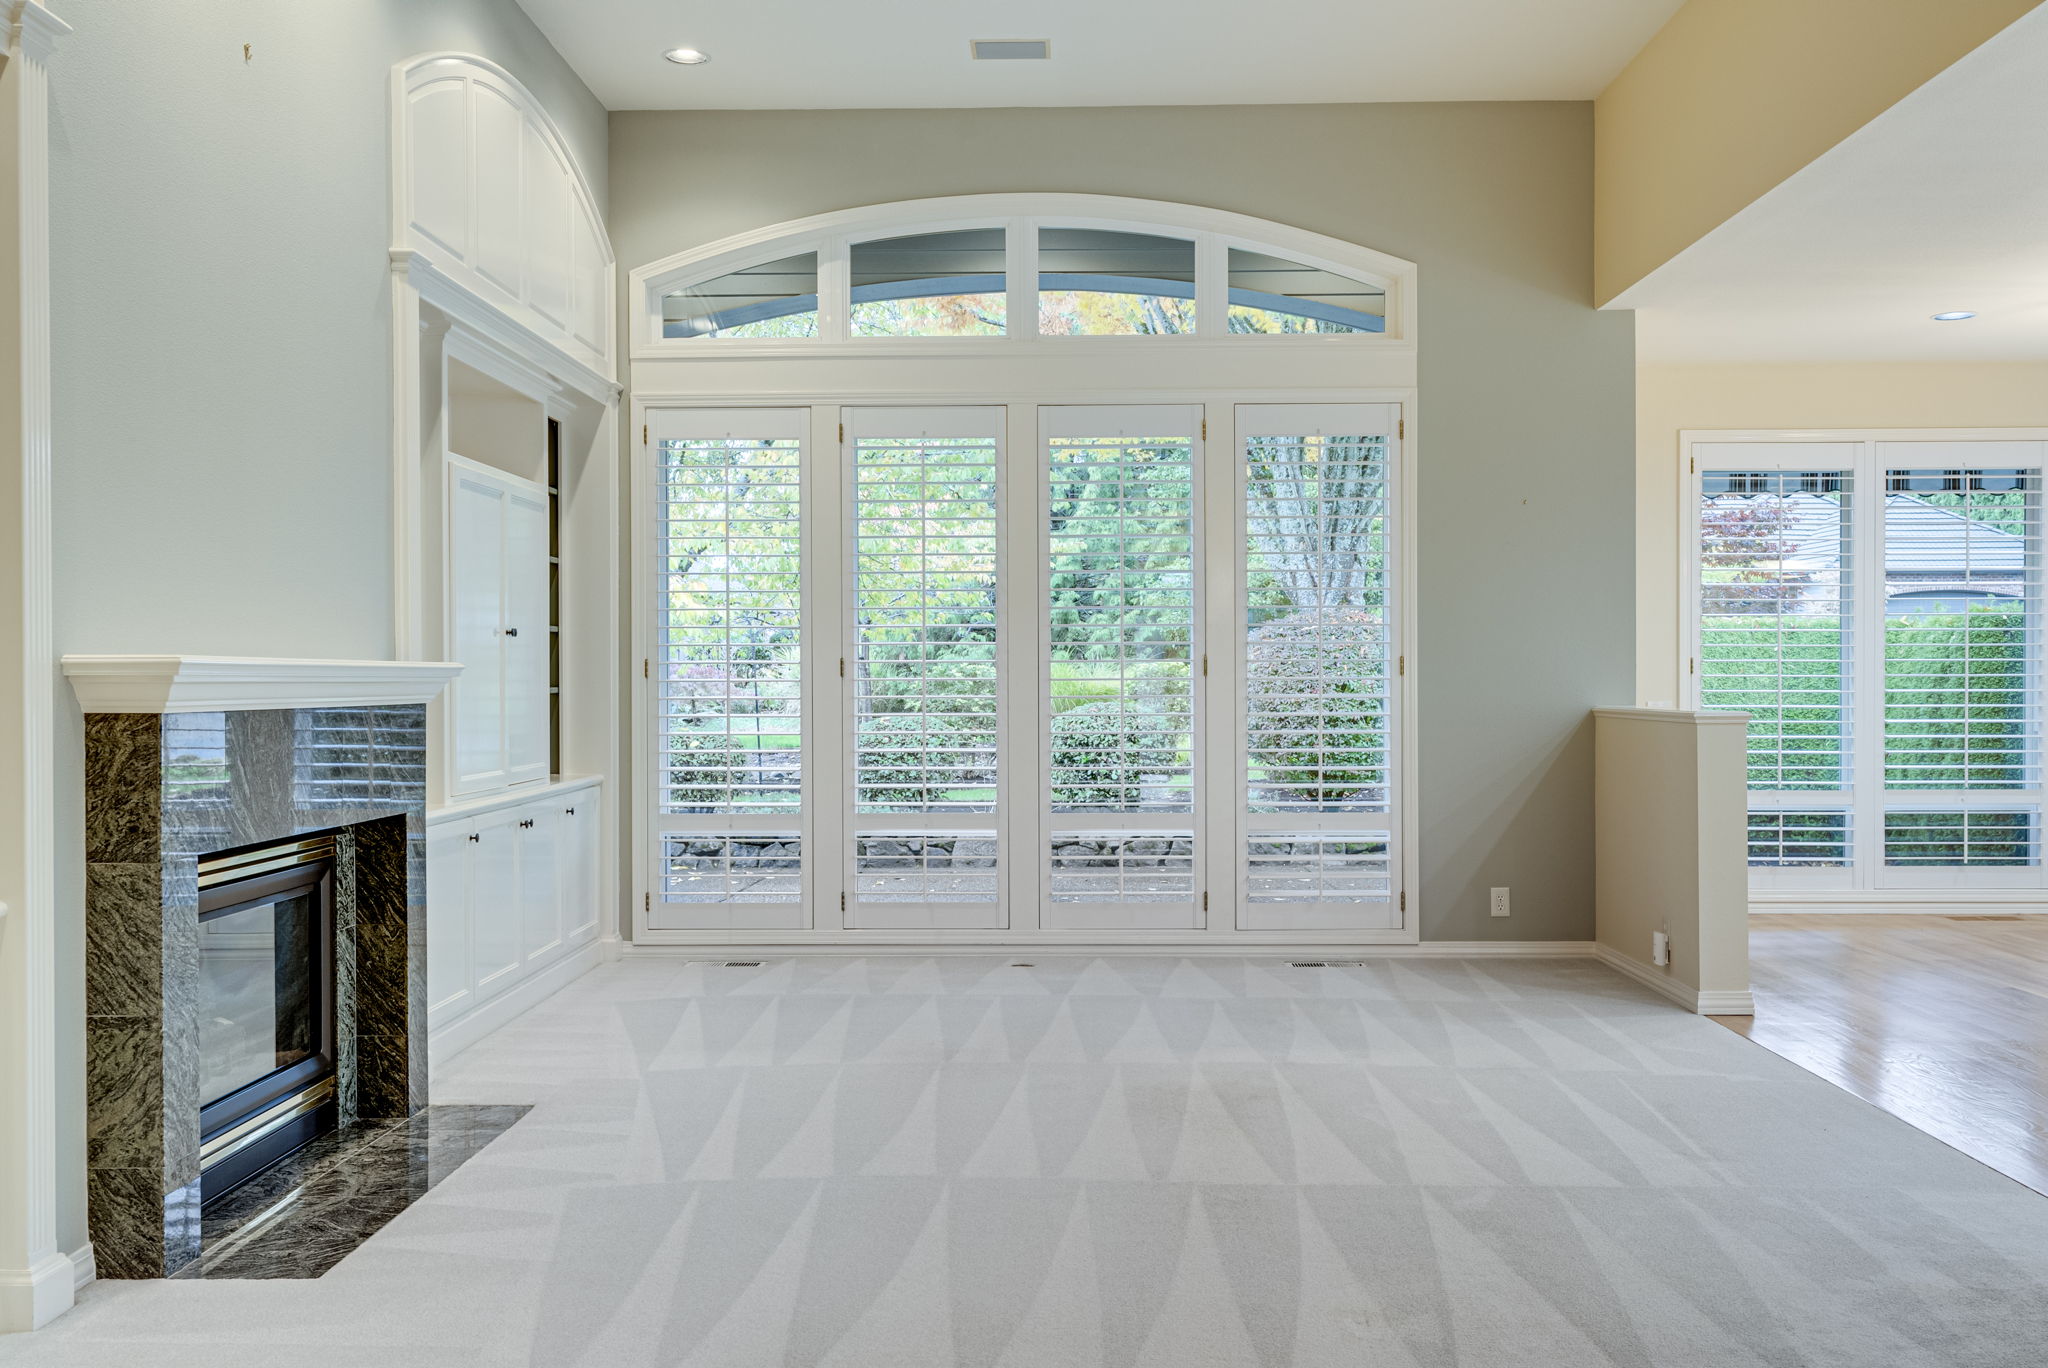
[69,656,459,1280]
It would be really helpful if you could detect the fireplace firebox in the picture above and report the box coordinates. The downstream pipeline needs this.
[195,836,340,1205]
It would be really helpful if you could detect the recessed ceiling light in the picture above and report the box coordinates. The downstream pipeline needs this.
[971,39,1051,60]
[1932,311,1977,321]
[663,47,710,65]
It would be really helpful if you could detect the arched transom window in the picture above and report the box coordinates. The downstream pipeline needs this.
[630,195,1411,348]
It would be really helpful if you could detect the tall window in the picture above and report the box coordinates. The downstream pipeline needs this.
[1239,407,1398,928]
[1696,440,2044,889]
[654,413,806,927]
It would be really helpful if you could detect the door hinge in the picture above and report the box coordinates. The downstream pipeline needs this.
[840,891,847,912]
[1399,890,1407,912]
[1398,655,1405,676]
[1201,417,1208,440]
[1398,417,1405,440]
[1201,653,1208,676]
[1689,456,1696,474]
[642,423,648,445]
[1689,657,1696,675]
[839,421,845,443]
[839,657,846,678]
[643,658,650,679]
[643,892,650,912]
[1202,891,1209,911]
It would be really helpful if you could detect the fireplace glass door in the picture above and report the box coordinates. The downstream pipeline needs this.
[197,847,337,1171]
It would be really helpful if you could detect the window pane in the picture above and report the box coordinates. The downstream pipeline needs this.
[663,253,819,339]
[658,437,803,818]
[1883,469,2039,790]
[1046,428,1196,906]
[1747,810,1851,867]
[850,229,1006,336]
[1038,229,1196,334]
[1699,471,1854,790]
[662,833,803,904]
[1884,810,2038,866]
[1227,248,1385,334]
[853,434,1000,820]
[1243,430,1392,913]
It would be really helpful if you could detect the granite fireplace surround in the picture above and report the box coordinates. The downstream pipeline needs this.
[83,705,430,1279]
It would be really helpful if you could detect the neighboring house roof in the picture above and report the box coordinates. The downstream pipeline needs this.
[1710,492,2027,579]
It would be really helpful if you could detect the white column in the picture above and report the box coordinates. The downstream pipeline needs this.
[0,0,75,1334]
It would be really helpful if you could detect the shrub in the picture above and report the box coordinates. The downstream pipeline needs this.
[1245,607,1384,804]
[856,711,996,809]
[1050,699,1183,809]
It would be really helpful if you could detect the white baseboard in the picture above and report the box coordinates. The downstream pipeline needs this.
[1594,943,1755,1016]
[68,1245,92,1293]
[620,939,1599,959]
[1753,900,2048,916]
[0,1251,76,1333]
[429,937,607,1074]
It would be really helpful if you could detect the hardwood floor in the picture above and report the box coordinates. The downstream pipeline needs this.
[1724,913,2048,1195]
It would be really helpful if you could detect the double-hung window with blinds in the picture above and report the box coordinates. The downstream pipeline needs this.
[1693,439,2045,890]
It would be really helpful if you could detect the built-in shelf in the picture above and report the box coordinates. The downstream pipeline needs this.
[62,656,463,714]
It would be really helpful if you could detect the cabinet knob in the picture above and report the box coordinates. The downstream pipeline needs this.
[504,627,520,637]
[467,832,480,843]
[519,818,533,829]
[565,806,575,815]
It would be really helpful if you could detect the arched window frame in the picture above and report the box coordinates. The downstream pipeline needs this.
[628,194,1416,356]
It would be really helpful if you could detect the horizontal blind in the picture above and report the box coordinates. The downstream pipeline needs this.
[656,435,803,907]
[1698,471,1854,792]
[1047,431,1196,904]
[1881,469,2039,793]
[1242,430,1391,906]
[853,432,1001,905]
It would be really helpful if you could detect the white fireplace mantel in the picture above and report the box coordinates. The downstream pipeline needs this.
[61,656,463,714]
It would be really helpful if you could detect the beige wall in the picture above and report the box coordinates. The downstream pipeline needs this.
[612,103,1638,945]
[1596,0,2040,304]
[1636,361,2048,705]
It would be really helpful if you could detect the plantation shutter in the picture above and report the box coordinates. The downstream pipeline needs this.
[845,407,1006,928]
[1236,404,1400,930]
[1041,406,1201,930]
[649,409,808,930]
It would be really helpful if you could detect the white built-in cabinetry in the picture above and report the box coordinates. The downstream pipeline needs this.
[426,775,603,1068]
[445,454,550,796]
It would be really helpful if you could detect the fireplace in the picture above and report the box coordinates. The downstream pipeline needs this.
[196,836,341,1205]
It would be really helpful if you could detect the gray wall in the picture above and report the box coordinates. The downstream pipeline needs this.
[47,0,605,1258]
[609,103,1636,945]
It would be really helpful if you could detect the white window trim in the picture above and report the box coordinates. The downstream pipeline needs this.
[1678,427,2048,910]
[627,193,1417,360]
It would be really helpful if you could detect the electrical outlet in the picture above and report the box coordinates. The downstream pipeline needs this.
[1489,887,1510,918]
[1652,931,1670,966]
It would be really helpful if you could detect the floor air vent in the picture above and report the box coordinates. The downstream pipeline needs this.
[1290,960,1363,968]
[723,960,764,967]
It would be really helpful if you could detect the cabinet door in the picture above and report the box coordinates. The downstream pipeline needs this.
[518,802,561,963]
[503,487,552,787]
[449,466,509,794]
[557,794,599,942]
[425,820,476,1024]
[470,807,525,999]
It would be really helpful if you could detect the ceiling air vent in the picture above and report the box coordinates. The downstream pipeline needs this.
[971,39,1051,61]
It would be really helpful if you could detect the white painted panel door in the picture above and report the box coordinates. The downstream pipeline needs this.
[470,808,525,1000]
[557,796,599,941]
[425,821,475,1025]
[518,804,561,963]
[449,464,509,794]
[504,486,552,787]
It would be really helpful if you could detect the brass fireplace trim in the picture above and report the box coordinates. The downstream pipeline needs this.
[199,1076,337,1168]
[197,834,337,890]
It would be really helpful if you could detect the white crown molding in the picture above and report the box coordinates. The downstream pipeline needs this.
[395,249,619,404]
[12,3,69,59]
[61,656,463,714]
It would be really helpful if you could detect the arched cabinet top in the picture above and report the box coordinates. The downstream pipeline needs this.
[392,53,615,388]
[627,194,1417,358]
